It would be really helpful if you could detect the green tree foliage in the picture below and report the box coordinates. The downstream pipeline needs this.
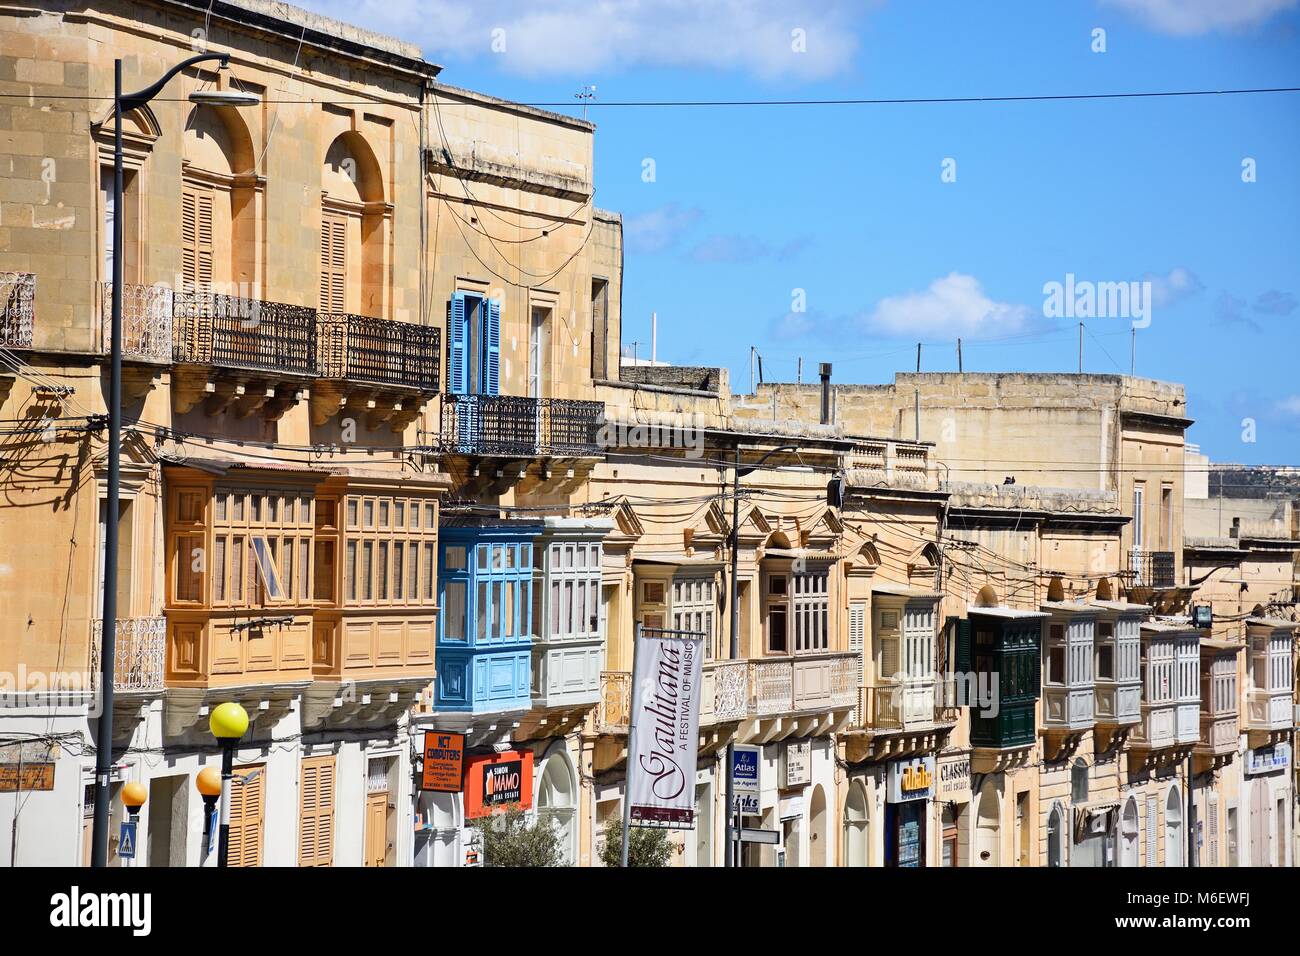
[598,819,673,868]
[471,805,567,867]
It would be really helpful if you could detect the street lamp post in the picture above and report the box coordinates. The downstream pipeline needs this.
[91,53,259,869]
[195,766,222,865]
[209,702,250,868]
[725,444,797,867]
[120,781,147,866]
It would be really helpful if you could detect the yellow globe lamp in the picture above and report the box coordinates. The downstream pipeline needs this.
[209,701,249,740]
[121,780,148,812]
[195,766,222,799]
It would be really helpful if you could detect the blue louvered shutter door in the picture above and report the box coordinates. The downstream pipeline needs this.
[485,296,501,396]
[448,293,467,395]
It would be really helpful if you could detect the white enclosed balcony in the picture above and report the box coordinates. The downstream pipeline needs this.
[1196,639,1240,763]
[530,519,611,711]
[1090,603,1145,728]
[1040,604,1096,734]
[1244,619,1296,743]
[1129,622,1200,752]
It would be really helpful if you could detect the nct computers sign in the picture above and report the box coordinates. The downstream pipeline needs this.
[627,628,704,827]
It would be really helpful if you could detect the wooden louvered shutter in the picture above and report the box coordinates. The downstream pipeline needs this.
[320,213,347,313]
[181,187,214,291]
[447,293,467,395]
[484,296,501,395]
[229,765,265,867]
[1207,794,1219,866]
[1145,796,1157,867]
[849,602,866,685]
[299,755,336,867]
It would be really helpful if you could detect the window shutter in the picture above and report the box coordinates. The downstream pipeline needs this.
[1207,794,1219,866]
[880,633,899,681]
[1146,797,1157,867]
[447,294,467,395]
[229,765,265,867]
[485,296,501,395]
[849,602,866,684]
[299,755,336,867]
[320,214,348,313]
[181,187,214,291]
[954,617,972,676]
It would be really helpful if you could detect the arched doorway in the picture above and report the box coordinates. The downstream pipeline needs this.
[1047,804,1066,867]
[1120,797,1140,867]
[181,103,258,291]
[414,790,461,868]
[536,752,578,865]
[843,781,869,866]
[1165,786,1183,867]
[320,131,389,317]
[809,784,828,867]
[975,780,1001,866]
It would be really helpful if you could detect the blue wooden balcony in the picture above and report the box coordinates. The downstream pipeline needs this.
[434,525,539,714]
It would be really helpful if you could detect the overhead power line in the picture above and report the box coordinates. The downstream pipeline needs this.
[4,85,1299,107]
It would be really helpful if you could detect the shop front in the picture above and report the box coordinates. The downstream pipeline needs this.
[885,754,935,867]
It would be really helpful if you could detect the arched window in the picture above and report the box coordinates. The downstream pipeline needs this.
[843,781,869,867]
[1047,804,1065,867]
[809,784,828,867]
[975,780,1001,866]
[1071,759,1089,803]
[1047,576,1065,603]
[181,103,258,292]
[975,584,999,608]
[1165,786,1183,867]
[1120,796,1140,867]
[320,132,389,318]
[536,752,578,865]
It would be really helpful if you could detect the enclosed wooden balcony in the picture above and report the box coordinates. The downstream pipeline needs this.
[1195,639,1241,770]
[1245,620,1296,745]
[440,395,605,458]
[1040,606,1097,744]
[1091,604,1145,733]
[1128,623,1200,763]
[966,607,1047,770]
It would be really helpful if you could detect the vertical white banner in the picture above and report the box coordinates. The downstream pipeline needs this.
[627,630,704,827]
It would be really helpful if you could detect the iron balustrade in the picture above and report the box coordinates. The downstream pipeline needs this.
[0,272,35,348]
[1128,549,1176,588]
[441,394,605,457]
[173,289,317,376]
[101,283,174,362]
[318,313,440,391]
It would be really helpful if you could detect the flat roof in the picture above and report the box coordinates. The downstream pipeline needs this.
[968,606,1050,620]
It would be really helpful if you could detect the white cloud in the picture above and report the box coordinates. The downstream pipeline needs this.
[864,273,1032,339]
[299,0,867,79]
[624,203,702,254]
[1275,395,1300,417]
[1101,0,1297,36]
[690,233,810,263]
[1144,267,1204,308]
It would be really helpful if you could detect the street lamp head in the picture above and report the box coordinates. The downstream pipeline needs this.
[121,781,148,810]
[209,701,250,740]
[195,766,222,798]
[188,88,260,108]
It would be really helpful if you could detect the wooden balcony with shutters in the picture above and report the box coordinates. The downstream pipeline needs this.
[1127,622,1200,770]
[1244,618,1297,747]
[1090,602,1146,746]
[965,606,1049,773]
[1039,603,1098,759]
[1194,638,1242,772]
[160,471,441,736]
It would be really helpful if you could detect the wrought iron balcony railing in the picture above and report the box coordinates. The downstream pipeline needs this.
[101,283,174,362]
[173,290,317,376]
[90,617,166,693]
[441,394,605,457]
[318,313,440,391]
[1128,549,1176,588]
[0,272,35,348]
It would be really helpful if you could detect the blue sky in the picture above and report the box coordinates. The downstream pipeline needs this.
[303,0,1300,464]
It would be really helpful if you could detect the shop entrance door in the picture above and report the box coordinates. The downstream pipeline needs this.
[886,801,926,867]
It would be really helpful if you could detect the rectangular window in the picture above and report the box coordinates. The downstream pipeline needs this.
[1048,645,1065,685]
[250,536,284,601]
[361,541,373,601]
[393,543,404,601]
[590,278,609,380]
[314,541,335,602]
[444,582,466,641]
[377,542,389,601]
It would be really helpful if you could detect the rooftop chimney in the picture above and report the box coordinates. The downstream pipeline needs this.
[819,362,832,425]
